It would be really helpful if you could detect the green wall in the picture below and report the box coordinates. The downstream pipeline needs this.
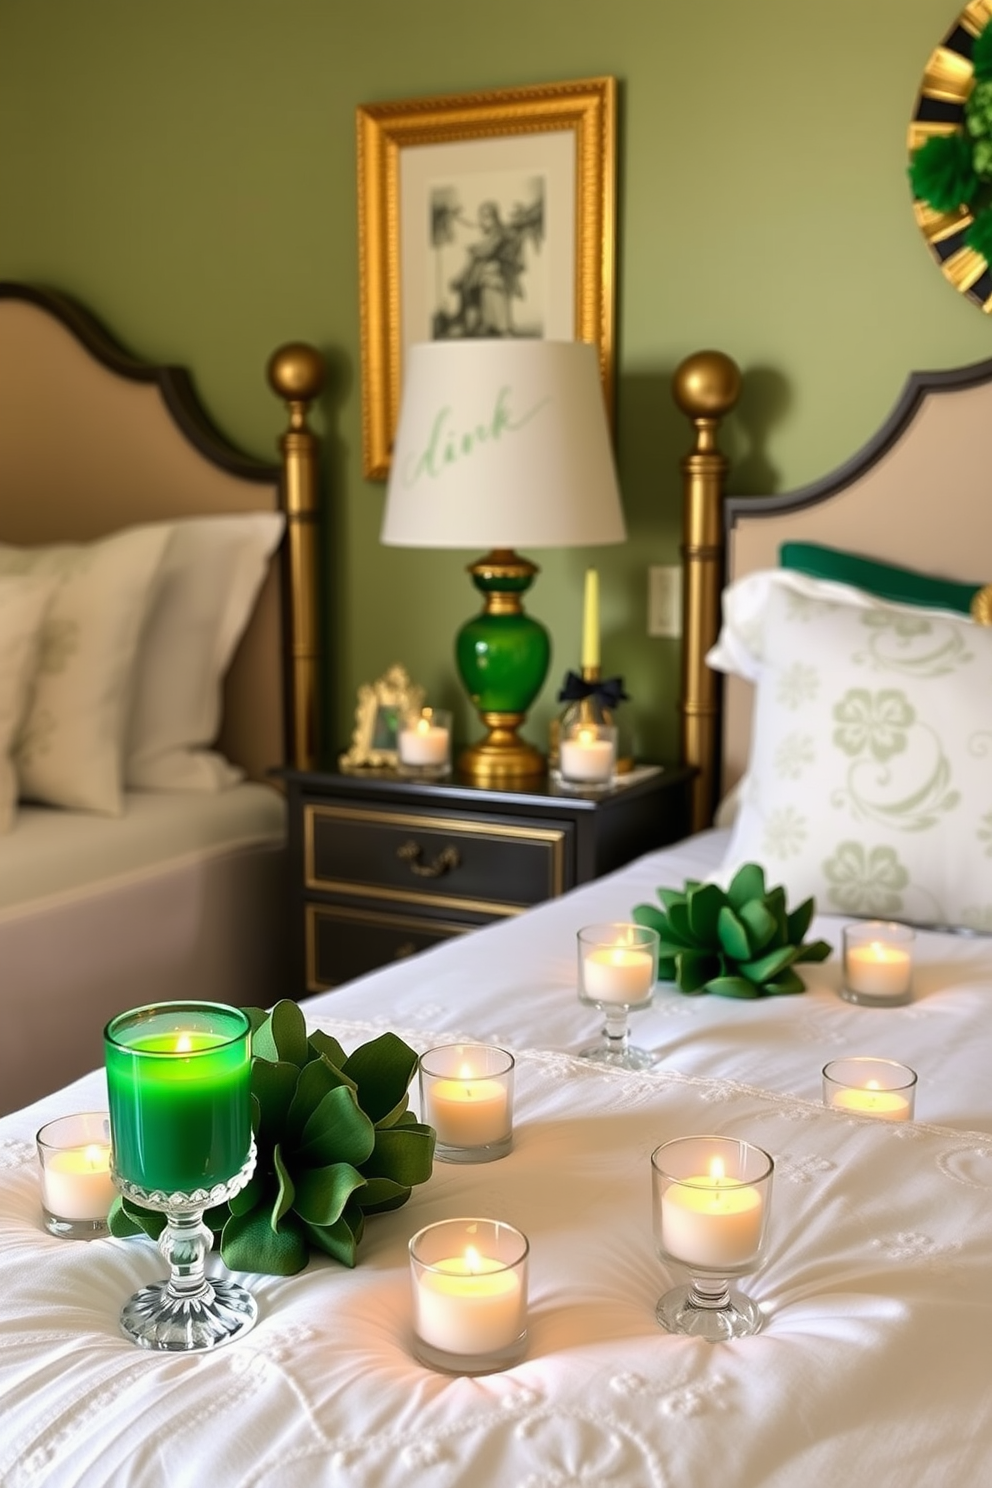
[2,0,989,763]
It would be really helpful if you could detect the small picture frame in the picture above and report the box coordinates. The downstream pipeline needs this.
[339,664,426,771]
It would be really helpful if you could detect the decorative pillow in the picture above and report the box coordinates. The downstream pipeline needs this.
[0,526,172,815]
[124,512,284,791]
[780,541,981,616]
[708,568,992,931]
[0,574,60,832]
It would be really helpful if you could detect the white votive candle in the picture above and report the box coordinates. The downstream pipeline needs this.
[414,1248,525,1355]
[419,1044,515,1160]
[829,1085,912,1122]
[842,922,914,1005]
[398,716,450,766]
[410,1218,530,1370]
[42,1144,115,1221]
[426,1073,509,1147]
[822,1058,917,1122]
[559,729,614,783]
[661,1159,765,1270]
[583,943,655,1005]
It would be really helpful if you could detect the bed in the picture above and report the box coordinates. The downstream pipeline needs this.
[0,283,324,1115]
[1,343,991,1487]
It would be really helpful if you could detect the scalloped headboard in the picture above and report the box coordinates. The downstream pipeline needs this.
[0,283,324,780]
[673,353,992,826]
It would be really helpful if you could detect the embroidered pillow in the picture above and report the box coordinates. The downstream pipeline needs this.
[124,512,284,791]
[0,525,171,814]
[708,568,992,930]
[0,574,60,832]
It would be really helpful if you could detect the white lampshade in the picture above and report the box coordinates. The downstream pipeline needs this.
[381,339,627,549]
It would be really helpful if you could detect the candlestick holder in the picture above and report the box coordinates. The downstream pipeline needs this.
[577,923,659,1070]
[105,1001,258,1352]
[651,1135,774,1341]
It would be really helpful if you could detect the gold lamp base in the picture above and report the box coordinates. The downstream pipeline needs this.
[458,713,546,787]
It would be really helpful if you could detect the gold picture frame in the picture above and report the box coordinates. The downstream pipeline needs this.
[338,664,426,772]
[357,75,617,479]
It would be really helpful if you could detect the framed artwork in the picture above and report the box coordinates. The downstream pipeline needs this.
[357,75,617,479]
[338,664,426,771]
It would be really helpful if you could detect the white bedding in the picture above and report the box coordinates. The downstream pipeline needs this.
[0,829,990,1486]
[0,785,287,1115]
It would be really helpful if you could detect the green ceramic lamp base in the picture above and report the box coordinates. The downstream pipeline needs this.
[455,549,550,786]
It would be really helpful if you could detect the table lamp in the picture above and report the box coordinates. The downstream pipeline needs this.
[381,339,626,786]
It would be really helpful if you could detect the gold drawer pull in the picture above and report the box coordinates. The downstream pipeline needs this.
[396,839,461,878]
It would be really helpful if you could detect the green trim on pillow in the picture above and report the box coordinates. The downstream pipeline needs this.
[779,541,981,616]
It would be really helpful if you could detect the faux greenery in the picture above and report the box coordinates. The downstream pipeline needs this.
[633,863,831,999]
[909,23,992,255]
[108,1000,436,1275]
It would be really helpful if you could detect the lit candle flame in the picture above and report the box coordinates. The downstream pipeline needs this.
[709,1156,726,1183]
[866,1080,881,1091]
[175,1032,192,1053]
[464,1245,482,1274]
[577,728,596,746]
[83,1144,105,1170]
[416,717,431,736]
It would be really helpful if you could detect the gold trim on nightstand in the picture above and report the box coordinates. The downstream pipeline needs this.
[306,902,469,994]
[303,802,567,913]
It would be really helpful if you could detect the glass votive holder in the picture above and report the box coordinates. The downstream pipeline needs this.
[397,706,452,779]
[841,920,914,1006]
[651,1134,774,1341]
[822,1056,917,1122]
[419,1044,514,1163]
[409,1217,529,1374]
[36,1112,115,1239]
[557,720,617,790]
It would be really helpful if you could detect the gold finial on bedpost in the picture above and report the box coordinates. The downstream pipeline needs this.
[672,350,742,833]
[268,343,326,771]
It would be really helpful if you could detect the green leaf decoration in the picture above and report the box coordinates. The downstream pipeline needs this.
[909,133,979,214]
[975,23,992,82]
[686,882,724,944]
[717,905,753,960]
[965,206,992,264]
[114,1006,435,1276]
[633,862,834,998]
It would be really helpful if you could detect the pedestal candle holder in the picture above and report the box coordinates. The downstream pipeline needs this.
[104,1001,258,1352]
[577,923,659,1070]
[651,1135,774,1341]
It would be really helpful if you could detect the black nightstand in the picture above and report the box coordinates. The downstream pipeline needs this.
[281,763,694,996]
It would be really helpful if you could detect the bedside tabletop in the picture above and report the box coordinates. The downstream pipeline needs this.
[280,762,694,996]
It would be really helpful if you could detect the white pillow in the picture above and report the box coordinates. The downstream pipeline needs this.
[124,512,284,791]
[0,526,172,815]
[708,568,992,931]
[0,574,60,832]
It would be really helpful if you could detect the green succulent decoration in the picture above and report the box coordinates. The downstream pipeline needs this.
[633,863,831,999]
[909,22,992,259]
[108,1000,436,1275]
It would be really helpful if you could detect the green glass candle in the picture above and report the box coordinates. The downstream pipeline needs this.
[105,1003,251,1194]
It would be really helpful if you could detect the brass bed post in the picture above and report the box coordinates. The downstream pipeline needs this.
[672,351,741,833]
[268,344,327,771]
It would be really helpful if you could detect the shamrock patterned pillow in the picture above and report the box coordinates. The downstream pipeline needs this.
[708,568,992,931]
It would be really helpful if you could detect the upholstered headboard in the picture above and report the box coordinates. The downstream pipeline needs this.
[0,283,325,780]
[673,351,992,828]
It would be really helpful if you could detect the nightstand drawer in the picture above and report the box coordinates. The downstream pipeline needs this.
[304,802,569,915]
[306,903,467,992]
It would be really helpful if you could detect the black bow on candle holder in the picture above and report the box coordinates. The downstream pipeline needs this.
[557,671,630,709]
